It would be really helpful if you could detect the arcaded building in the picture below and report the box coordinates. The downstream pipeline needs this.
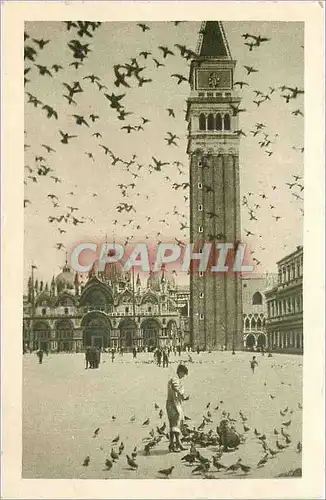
[241,273,277,350]
[23,260,189,352]
[265,246,303,353]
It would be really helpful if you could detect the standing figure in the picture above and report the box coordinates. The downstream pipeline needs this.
[132,346,137,359]
[162,347,169,368]
[177,344,181,356]
[37,349,44,364]
[166,364,189,452]
[85,347,91,369]
[196,345,200,355]
[111,347,115,363]
[95,348,101,368]
[157,348,162,367]
[250,356,258,374]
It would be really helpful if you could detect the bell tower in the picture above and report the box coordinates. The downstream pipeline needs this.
[186,21,243,351]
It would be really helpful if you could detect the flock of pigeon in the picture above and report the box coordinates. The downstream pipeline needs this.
[80,382,302,479]
[24,21,304,273]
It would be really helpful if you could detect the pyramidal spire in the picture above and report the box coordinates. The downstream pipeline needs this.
[197,21,231,58]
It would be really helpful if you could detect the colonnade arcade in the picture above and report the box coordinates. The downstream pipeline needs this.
[28,313,179,351]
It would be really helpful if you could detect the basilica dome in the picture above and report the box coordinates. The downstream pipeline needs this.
[103,261,126,282]
[147,270,176,291]
[162,270,176,288]
[147,272,161,292]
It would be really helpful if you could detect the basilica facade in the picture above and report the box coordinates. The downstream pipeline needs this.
[23,260,189,352]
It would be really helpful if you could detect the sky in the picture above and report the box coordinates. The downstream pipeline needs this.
[24,21,304,288]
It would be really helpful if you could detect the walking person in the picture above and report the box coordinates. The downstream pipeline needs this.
[37,348,44,364]
[166,364,189,452]
[250,355,258,374]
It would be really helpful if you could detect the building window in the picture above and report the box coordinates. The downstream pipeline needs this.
[245,317,250,330]
[207,92,213,97]
[207,113,214,130]
[225,92,231,96]
[287,267,291,282]
[252,291,263,305]
[200,313,204,320]
[64,307,69,315]
[216,113,222,130]
[200,292,204,298]
[199,271,204,277]
[148,306,152,313]
[198,204,203,211]
[198,92,205,97]
[42,308,46,316]
[198,182,202,189]
[125,307,129,313]
[199,113,206,131]
[163,318,166,324]
[198,160,202,167]
[199,226,203,233]
[297,263,301,277]
[224,113,231,131]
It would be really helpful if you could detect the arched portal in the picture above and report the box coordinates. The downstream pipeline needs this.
[141,318,161,348]
[55,319,74,352]
[245,333,256,349]
[257,333,267,348]
[79,284,113,312]
[34,320,51,351]
[119,318,137,349]
[81,312,111,349]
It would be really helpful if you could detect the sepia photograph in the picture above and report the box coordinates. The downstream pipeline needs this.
[1,1,325,498]
[22,17,305,480]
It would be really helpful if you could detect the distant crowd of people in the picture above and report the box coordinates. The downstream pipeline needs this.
[153,344,183,367]
[27,342,272,369]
